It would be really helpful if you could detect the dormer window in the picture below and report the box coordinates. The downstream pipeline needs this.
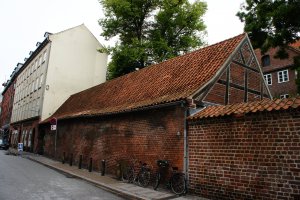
[261,55,270,67]
[44,32,51,38]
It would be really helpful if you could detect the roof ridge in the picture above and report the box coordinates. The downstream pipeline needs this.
[42,33,247,123]
[68,34,247,98]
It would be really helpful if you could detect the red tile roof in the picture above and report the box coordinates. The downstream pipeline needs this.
[43,34,247,122]
[290,40,300,48]
[255,43,300,73]
[189,96,300,120]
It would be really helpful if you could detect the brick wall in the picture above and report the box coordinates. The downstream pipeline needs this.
[256,47,300,97]
[0,79,16,127]
[265,68,298,98]
[204,62,265,105]
[188,109,300,199]
[40,105,185,175]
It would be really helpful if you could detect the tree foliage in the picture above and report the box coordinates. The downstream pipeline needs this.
[99,0,207,79]
[237,0,300,92]
[237,0,300,57]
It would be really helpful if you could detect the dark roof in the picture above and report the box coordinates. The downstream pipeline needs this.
[44,33,247,122]
[189,96,300,120]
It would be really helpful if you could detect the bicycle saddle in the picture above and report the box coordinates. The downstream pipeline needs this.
[157,160,169,167]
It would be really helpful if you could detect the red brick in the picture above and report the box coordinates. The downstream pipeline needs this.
[188,109,300,199]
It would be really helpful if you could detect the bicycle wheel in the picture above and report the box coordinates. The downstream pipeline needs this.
[122,166,134,183]
[138,170,151,187]
[153,172,161,190]
[170,173,186,195]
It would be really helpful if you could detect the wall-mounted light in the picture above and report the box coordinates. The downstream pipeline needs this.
[177,131,181,139]
[45,85,49,90]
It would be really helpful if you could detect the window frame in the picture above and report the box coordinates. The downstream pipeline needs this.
[264,74,272,85]
[277,70,289,83]
[280,94,289,99]
[261,55,271,67]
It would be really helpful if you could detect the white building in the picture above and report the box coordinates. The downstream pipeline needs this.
[10,24,107,152]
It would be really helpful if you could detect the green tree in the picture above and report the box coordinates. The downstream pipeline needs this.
[237,0,300,92]
[99,0,207,79]
[237,0,300,57]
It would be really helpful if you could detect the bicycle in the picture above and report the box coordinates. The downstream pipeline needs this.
[153,160,187,195]
[122,158,151,188]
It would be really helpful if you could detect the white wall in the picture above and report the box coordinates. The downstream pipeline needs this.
[41,24,107,120]
[11,44,51,123]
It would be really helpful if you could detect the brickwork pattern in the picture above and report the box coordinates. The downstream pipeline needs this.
[188,109,300,199]
[204,63,264,105]
[266,68,298,98]
[256,47,300,97]
[0,79,16,127]
[41,106,185,175]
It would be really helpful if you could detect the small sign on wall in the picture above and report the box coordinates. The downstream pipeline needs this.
[18,143,23,152]
[51,125,57,131]
[50,117,57,131]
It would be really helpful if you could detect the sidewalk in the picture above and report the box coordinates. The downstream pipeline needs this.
[10,149,207,200]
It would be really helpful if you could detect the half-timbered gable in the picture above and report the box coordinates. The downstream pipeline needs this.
[192,37,271,105]
[38,34,271,178]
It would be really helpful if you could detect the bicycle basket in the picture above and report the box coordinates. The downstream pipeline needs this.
[157,160,169,168]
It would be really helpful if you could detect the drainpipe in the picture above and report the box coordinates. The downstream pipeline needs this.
[183,107,188,181]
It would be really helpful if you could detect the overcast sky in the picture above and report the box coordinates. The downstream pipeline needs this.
[0,0,245,92]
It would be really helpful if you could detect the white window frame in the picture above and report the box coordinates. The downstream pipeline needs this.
[280,94,289,99]
[31,82,35,93]
[24,130,28,147]
[264,74,272,85]
[28,130,32,147]
[35,78,39,91]
[43,51,47,63]
[39,56,42,67]
[39,74,44,88]
[278,70,289,83]
[35,60,38,71]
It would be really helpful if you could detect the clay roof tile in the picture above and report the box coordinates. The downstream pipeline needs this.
[42,34,247,123]
[189,96,300,120]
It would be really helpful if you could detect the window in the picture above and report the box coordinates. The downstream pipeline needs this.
[21,130,25,144]
[262,55,270,67]
[35,60,38,71]
[36,98,40,111]
[31,82,35,93]
[24,130,28,147]
[28,130,32,147]
[280,94,289,99]
[32,100,36,116]
[264,74,272,85]
[39,74,44,88]
[39,56,42,66]
[35,78,39,91]
[278,70,289,83]
[43,51,47,62]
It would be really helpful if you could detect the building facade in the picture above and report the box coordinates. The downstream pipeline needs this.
[188,97,300,199]
[256,43,300,98]
[0,63,22,144]
[9,24,108,152]
[39,34,271,176]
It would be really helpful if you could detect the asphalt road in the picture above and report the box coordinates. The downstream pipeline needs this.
[0,150,124,200]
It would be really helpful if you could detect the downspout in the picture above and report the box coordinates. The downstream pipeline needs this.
[183,106,188,181]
